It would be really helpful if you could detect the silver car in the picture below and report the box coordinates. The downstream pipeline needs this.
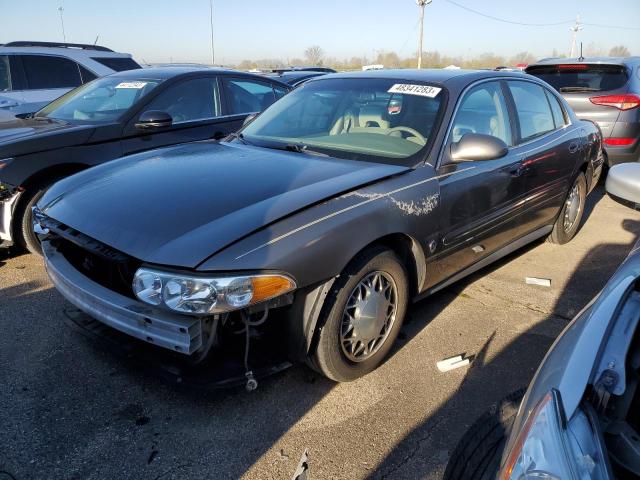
[0,41,140,115]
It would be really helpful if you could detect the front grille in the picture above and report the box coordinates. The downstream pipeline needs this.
[45,218,141,298]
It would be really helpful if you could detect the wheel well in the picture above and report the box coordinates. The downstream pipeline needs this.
[362,233,425,298]
[12,163,88,238]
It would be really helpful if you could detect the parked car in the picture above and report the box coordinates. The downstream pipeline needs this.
[445,162,640,480]
[0,41,141,114]
[527,57,640,167]
[264,70,327,87]
[35,69,603,384]
[0,67,290,252]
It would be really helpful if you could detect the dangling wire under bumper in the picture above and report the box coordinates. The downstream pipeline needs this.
[240,306,269,391]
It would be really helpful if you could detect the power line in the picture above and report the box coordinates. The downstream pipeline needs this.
[444,0,572,26]
[444,0,640,30]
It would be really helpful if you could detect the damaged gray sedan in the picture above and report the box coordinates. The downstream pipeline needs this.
[35,69,603,383]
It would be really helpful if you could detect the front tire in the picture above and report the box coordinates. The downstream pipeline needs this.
[15,179,59,255]
[444,390,525,480]
[309,246,408,382]
[548,172,587,245]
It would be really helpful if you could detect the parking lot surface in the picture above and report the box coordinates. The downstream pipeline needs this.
[1,186,639,480]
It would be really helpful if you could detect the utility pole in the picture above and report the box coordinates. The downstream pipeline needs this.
[416,0,432,69]
[569,14,582,58]
[58,6,66,42]
[209,0,215,65]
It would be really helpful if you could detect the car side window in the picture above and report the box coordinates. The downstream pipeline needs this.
[450,81,512,146]
[0,55,10,91]
[144,77,221,123]
[78,65,97,84]
[508,81,555,142]
[545,89,567,129]
[224,79,277,115]
[273,84,288,100]
[20,55,82,90]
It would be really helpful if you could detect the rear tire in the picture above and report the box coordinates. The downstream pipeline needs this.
[444,389,525,480]
[309,246,408,382]
[548,172,586,245]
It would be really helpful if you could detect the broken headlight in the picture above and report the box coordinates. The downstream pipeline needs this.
[500,391,609,479]
[132,267,296,315]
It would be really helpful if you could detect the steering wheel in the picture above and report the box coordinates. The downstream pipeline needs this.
[385,126,426,145]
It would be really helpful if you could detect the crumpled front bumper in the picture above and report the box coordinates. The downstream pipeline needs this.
[0,182,20,244]
[42,240,203,354]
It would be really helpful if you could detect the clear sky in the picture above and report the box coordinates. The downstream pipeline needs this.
[1,0,639,65]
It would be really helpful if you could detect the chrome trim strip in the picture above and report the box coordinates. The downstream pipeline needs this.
[235,166,476,260]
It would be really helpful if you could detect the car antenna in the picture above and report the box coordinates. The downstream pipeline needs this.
[579,42,584,62]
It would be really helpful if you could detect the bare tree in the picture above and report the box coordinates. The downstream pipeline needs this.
[304,45,325,66]
[609,45,631,57]
[508,51,537,66]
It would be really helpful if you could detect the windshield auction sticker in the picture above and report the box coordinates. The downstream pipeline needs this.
[115,81,148,89]
[387,84,442,98]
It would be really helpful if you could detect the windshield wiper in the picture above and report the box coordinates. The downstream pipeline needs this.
[223,132,253,145]
[559,86,600,92]
[279,143,328,157]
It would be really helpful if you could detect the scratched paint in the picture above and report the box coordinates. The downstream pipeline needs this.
[390,193,440,216]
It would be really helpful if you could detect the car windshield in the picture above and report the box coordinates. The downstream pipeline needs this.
[241,78,445,164]
[526,64,629,92]
[36,76,162,122]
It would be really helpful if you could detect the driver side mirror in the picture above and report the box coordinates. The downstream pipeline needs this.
[135,110,172,130]
[606,163,640,209]
[450,133,509,162]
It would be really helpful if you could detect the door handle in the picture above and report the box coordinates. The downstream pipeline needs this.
[569,142,580,154]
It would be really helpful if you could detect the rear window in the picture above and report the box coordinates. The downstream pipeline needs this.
[91,57,141,72]
[526,64,629,93]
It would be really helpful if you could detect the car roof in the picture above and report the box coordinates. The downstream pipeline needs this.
[310,68,529,86]
[0,44,133,58]
[529,56,640,67]
[108,66,291,86]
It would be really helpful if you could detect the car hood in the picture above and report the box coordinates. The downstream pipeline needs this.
[40,141,409,268]
[0,116,96,157]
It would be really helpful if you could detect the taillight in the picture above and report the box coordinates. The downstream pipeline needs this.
[604,137,636,146]
[558,64,588,70]
[590,94,640,110]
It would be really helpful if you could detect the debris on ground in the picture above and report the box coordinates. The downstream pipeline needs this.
[525,277,552,287]
[437,355,471,372]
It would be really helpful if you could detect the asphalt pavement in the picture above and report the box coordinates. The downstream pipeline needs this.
[1,186,639,480]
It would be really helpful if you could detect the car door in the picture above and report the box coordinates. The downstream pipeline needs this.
[427,80,529,288]
[14,54,84,113]
[0,55,24,111]
[221,77,288,131]
[121,75,232,156]
[505,80,579,232]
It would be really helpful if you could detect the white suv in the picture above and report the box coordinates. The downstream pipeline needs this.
[0,41,141,114]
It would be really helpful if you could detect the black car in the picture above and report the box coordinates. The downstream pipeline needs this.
[264,70,327,87]
[527,57,640,167]
[0,67,290,253]
[36,69,603,384]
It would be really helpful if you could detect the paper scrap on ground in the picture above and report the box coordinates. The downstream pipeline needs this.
[437,355,471,372]
[525,277,552,287]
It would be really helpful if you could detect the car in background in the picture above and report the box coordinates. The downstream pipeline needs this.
[263,70,327,87]
[0,41,142,115]
[445,163,640,479]
[35,69,602,386]
[0,67,290,253]
[527,57,640,167]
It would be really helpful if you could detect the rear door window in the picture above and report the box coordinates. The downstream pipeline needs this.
[223,79,277,114]
[507,81,555,142]
[90,57,141,72]
[545,90,567,129]
[78,65,97,84]
[0,55,10,91]
[526,64,629,93]
[144,77,221,123]
[20,55,82,89]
